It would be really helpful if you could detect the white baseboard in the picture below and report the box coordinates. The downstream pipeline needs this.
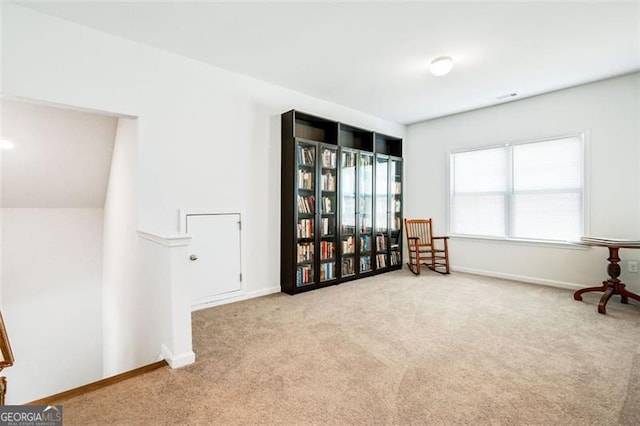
[452,266,585,291]
[160,344,196,369]
[191,286,281,312]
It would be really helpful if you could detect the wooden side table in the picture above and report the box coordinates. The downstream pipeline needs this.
[573,239,640,314]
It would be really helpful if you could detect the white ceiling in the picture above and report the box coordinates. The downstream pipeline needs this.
[15,1,640,124]
[1,99,117,208]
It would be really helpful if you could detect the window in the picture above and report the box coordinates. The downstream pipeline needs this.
[450,135,584,243]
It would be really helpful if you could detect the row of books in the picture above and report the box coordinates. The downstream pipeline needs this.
[321,149,337,169]
[342,225,356,235]
[360,256,372,272]
[297,242,313,263]
[321,217,334,236]
[342,152,357,168]
[322,196,333,214]
[297,219,313,238]
[297,145,315,166]
[342,258,355,276]
[298,201,402,223]
[299,146,401,182]
[342,236,355,254]
[299,254,397,282]
[298,195,315,214]
[296,265,313,286]
[390,251,401,266]
[300,221,401,245]
[296,240,399,259]
[295,197,402,215]
[320,241,335,260]
[360,235,371,251]
[321,171,336,191]
[298,169,314,190]
[320,262,335,282]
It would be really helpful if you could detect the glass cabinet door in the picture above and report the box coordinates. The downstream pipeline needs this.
[296,141,316,286]
[319,145,337,282]
[389,158,402,266]
[358,153,374,273]
[375,155,389,269]
[340,150,357,278]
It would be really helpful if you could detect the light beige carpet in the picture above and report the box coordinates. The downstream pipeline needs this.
[59,270,640,425]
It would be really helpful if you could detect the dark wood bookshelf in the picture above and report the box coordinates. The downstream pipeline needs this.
[339,123,374,151]
[281,110,403,295]
[375,133,403,157]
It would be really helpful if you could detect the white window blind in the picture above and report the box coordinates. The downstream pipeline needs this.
[450,136,584,242]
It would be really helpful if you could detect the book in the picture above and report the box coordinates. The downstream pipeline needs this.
[321,149,337,169]
[297,145,315,166]
[342,258,355,276]
[581,237,640,246]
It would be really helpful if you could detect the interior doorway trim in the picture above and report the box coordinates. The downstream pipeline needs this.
[179,208,244,234]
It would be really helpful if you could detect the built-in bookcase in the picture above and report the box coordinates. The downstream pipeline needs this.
[340,149,357,278]
[374,132,403,271]
[389,157,403,267]
[319,145,338,283]
[281,110,402,295]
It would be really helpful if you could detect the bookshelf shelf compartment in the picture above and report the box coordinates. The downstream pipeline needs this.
[281,110,402,294]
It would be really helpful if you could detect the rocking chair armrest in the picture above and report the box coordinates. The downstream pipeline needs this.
[432,236,449,250]
[407,237,420,241]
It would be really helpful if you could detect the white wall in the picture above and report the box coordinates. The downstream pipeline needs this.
[1,1,403,286]
[0,99,117,208]
[1,208,104,404]
[405,73,640,291]
[102,117,139,377]
[0,2,404,393]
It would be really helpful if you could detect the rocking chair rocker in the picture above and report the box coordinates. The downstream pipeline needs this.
[404,218,450,275]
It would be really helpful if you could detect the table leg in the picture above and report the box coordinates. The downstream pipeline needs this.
[619,285,640,303]
[573,246,638,314]
[598,287,615,314]
[595,247,621,314]
[573,282,607,301]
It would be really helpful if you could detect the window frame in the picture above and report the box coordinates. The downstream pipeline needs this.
[447,132,589,247]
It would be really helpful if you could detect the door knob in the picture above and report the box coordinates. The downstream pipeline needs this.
[190,254,198,261]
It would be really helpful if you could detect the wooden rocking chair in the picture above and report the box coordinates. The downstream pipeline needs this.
[404,218,450,275]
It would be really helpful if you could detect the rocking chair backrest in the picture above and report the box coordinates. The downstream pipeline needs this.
[404,219,434,247]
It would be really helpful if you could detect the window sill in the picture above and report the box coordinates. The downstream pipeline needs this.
[449,234,589,250]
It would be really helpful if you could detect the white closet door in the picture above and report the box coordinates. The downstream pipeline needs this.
[186,213,241,307]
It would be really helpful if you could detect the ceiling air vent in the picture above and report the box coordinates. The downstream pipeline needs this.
[496,92,518,100]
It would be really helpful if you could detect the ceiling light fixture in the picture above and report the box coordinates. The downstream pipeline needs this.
[496,92,518,100]
[0,139,15,150]
[430,56,454,76]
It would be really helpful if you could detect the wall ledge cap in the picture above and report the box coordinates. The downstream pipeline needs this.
[137,230,192,247]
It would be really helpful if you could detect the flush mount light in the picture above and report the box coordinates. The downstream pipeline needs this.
[430,56,454,76]
[0,139,15,150]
